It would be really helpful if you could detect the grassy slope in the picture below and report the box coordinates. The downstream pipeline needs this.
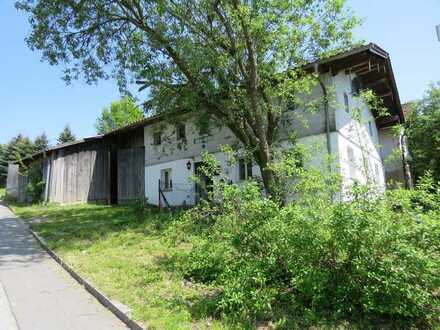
[0,187,5,198]
[11,203,225,330]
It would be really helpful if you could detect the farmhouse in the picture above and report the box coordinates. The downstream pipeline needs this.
[7,43,411,205]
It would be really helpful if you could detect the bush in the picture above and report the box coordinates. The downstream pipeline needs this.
[25,161,45,203]
[182,173,440,328]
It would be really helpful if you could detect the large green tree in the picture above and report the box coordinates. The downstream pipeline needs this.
[17,0,358,195]
[57,125,76,144]
[96,96,144,134]
[34,132,49,153]
[0,134,36,180]
[405,83,440,183]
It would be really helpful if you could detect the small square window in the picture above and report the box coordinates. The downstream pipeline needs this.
[351,77,362,96]
[160,168,172,191]
[368,121,373,137]
[153,131,161,145]
[344,93,350,113]
[239,159,253,181]
[176,124,186,140]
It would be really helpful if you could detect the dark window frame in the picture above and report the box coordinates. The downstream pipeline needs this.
[176,123,186,140]
[153,131,161,145]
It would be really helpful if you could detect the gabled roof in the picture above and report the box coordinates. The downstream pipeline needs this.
[25,42,403,161]
[307,43,404,127]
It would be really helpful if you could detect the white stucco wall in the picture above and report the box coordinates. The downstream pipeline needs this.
[145,151,263,206]
[379,127,405,184]
[144,133,337,206]
[333,72,385,191]
[143,70,395,205]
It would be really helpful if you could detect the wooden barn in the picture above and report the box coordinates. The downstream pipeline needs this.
[17,121,146,205]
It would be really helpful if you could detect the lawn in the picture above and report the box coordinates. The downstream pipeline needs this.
[11,202,226,330]
[0,187,5,199]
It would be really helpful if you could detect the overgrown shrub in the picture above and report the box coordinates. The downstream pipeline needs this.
[128,197,152,221]
[25,161,45,203]
[182,172,440,328]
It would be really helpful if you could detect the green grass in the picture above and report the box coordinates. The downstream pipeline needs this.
[0,187,5,199]
[10,202,227,330]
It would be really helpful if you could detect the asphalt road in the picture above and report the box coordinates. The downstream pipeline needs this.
[0,203,128,330]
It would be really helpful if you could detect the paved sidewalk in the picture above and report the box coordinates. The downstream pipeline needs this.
[0,204,128,330]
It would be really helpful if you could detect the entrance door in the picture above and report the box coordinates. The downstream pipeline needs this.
[194,161,213,203]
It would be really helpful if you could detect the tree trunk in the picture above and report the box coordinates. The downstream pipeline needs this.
[255,145,276,199]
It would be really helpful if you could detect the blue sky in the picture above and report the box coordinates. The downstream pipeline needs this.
[0,0,439,144]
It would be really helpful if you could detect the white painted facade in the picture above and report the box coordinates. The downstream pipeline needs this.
[143,70,399,206]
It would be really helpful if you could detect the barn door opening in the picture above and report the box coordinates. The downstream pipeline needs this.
[109,150,118,205]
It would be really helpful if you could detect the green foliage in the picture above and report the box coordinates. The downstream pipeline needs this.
[33,132,49,153]
[182,173,440,327]
[17,0,359,195]
[25,161,45,203]
[0,132,48,187]
[11,203,225,329]
[0,134,35,179]
[95,96,144,134]
[57,125,76,145]
[406,83,440,183]
[127,197,154,221]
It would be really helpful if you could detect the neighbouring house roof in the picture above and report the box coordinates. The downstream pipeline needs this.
[24,42,403,162]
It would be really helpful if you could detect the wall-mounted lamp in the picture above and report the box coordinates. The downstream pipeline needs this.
[186,160,192,170]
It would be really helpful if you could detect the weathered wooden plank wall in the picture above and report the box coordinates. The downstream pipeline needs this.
[17,174,29,203]
[46,143,110,203]
[117,147,145,202]
[6,163,19,198]
[40,126,145,204]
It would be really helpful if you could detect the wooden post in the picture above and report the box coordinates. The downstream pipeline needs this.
[158,179,161,209]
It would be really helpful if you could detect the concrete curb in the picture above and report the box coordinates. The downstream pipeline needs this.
[28,228,145,330]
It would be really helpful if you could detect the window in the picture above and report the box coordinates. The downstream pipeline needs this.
[344,92,350,113]
[153,131,161,145]
[351,76,362,96]
[239,159,253,181]
[176,123,186,140]
[160,168,172,191]
[368,121,373,137]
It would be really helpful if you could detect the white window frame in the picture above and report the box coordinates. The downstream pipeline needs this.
[160,168,172,191]
[238,159,253,181]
